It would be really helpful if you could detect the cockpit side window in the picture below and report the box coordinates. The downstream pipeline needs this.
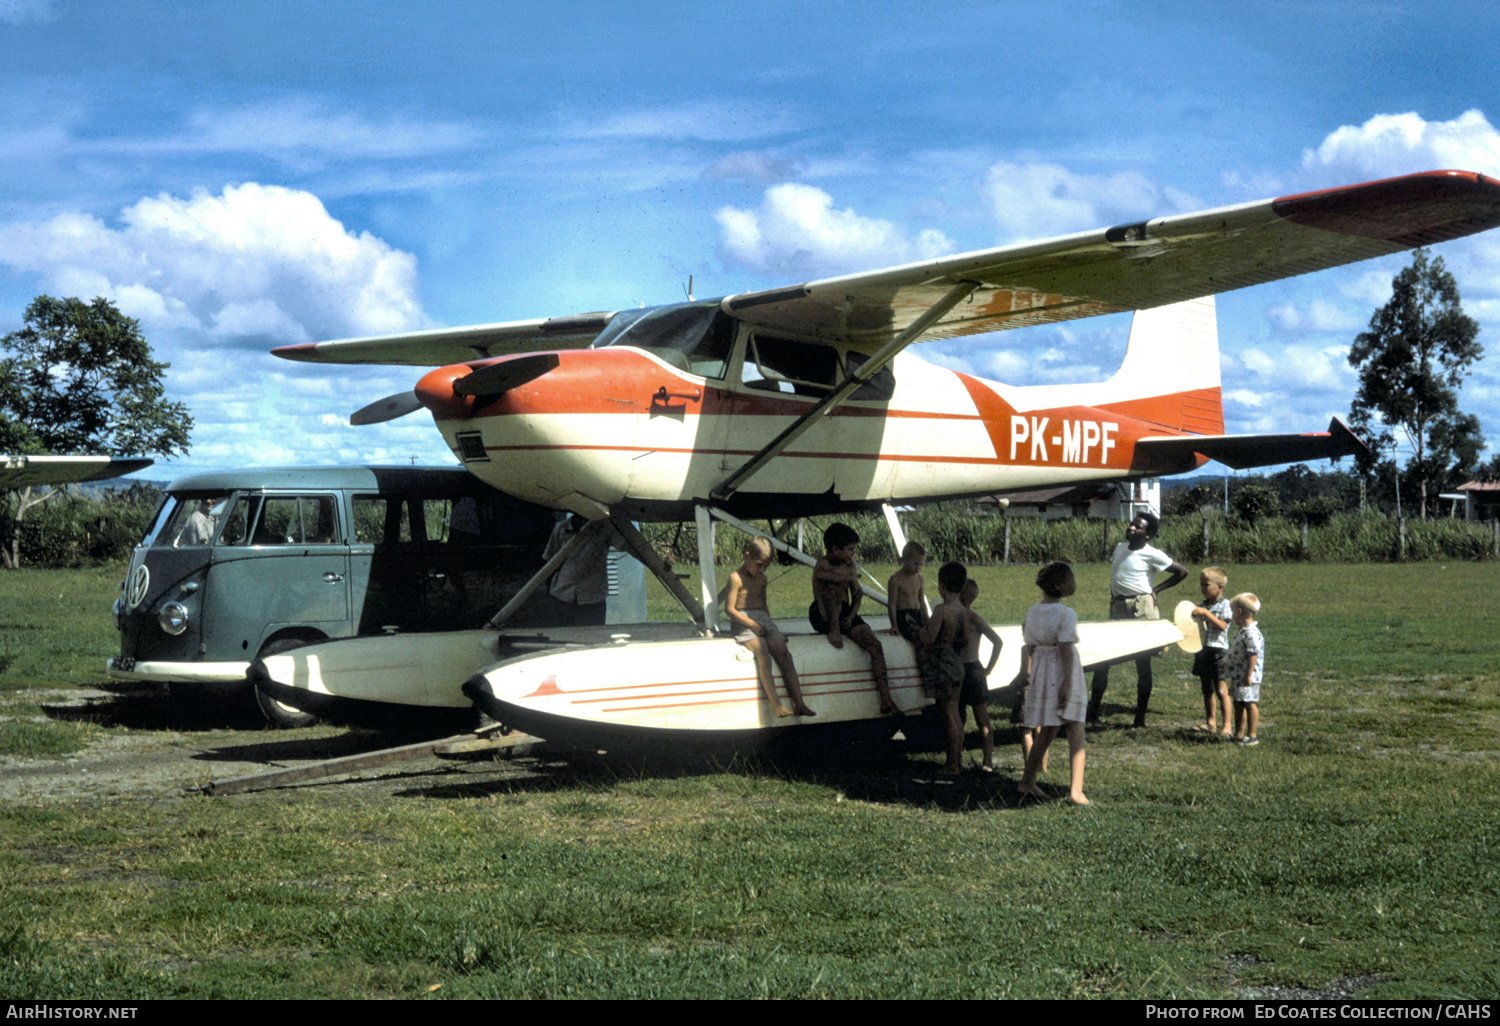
[744,334,839,397]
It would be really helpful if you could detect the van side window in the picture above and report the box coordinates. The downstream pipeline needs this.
[253,496,341,545]
[353,495,416,545]
[216,495,261,546]
[422,498,453,543]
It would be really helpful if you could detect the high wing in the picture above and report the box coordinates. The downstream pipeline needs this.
[274,312,616,366]
[727,170,1500,351]
[272,170,1500,366]
[0,455,154,488]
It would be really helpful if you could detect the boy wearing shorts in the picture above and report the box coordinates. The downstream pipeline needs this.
[1225,593,1264,745]
[726,537,814,718]
[811,523,897,716]
[1190,567,1233,736]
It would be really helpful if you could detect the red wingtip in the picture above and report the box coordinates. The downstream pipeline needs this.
[271,343,321,362]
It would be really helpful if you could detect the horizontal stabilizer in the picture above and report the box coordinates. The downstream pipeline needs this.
[1135,418,1365,470]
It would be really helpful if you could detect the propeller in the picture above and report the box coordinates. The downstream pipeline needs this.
[350,352,562,426]
[350,391,424,426]
[452,352,560,400]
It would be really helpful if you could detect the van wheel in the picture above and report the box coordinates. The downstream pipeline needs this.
[253,638,320,729]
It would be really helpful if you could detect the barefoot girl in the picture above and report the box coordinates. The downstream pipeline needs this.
[1017,562,1089,805]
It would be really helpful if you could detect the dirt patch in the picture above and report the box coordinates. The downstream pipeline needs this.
[0,684,529,801]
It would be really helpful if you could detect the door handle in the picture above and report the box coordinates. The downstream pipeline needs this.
[323,572,345,583]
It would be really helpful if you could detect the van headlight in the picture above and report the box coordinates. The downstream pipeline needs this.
[158,601,190,636]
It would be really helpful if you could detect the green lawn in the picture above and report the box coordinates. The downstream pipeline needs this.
[1,562,1496,998]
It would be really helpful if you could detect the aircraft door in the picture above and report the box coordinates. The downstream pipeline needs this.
[727,333,894,502]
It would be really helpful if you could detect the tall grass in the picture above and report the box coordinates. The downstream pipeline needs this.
[645,507,1498,566]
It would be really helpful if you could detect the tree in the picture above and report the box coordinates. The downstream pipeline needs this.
[0,296,192,568]
[1348,248,1485,520]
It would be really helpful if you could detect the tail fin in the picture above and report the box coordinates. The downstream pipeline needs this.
[1098,296,1223,434]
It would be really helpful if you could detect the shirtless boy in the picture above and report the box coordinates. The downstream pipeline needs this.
[887,541,930,642]
[810,522,898,715]
[919,562,971,777]
[959,578,1002,773]
[726,537,814,718]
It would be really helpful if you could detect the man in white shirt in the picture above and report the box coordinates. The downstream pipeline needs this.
[1087,511,1187,727]
[542,513,625,625]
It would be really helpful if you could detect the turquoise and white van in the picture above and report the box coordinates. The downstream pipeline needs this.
[108,465,644,725]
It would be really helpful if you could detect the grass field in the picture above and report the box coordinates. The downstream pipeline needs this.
[0,561,1496,998]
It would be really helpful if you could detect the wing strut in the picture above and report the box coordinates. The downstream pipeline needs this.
[709,280,981,503]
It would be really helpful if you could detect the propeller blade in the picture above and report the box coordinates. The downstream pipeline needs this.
[350,391,424,426]
[452,353,560,399]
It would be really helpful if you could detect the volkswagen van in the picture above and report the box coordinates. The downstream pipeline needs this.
[107,465,644,725]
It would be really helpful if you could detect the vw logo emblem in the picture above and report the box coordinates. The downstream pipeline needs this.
[126,564,150,610]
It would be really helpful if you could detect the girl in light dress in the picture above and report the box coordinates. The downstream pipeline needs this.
[1017,562,1089,805]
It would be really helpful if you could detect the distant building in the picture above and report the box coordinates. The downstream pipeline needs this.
[1456,480,1500,522]
[982,478,1161,521]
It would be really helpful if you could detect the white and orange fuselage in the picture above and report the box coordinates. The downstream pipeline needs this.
[411,298,1221,520]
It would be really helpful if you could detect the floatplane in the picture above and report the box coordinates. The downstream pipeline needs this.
[254,170,1500,750]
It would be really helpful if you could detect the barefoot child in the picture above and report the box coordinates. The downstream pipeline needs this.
[726,537,814,718]
[1225,593,1264,745]
[1190,567,1234,736]
[1017,562,1089,805]
[810,523,897,715]
[918,562,971,777]
[959,579,1001,773]
[887,541,930,642]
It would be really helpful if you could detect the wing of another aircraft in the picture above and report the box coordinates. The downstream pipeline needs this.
[272,170,1500,367]
[0,455,154,488]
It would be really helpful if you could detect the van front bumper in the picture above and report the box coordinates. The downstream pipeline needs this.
[106,656,251,683]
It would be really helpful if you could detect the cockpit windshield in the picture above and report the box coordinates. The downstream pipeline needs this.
[590,302,736,379]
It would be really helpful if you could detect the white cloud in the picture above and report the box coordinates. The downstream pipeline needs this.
[567,102,802,142]
[0,183,427,349]
[704,151,804,183]
[1303,110,1500,179]
[0,0,56,25]
[1232,344,1354,394]
[715,183,956,278]
[1265,297,1362,335]
[982,162,1198,241]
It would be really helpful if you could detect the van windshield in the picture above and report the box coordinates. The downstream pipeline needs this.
[143,492,229,548]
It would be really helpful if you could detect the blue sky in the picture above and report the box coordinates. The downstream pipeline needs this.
[2,0,1499,479]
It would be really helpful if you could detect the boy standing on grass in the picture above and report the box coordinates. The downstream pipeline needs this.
[887,541,930,643]
[1190,567,1234,737]
[726,537,814,719]
[959,578,1001,774]
[918,562,971,778]
[811,522,898,716]
[1225,593,1264,745]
